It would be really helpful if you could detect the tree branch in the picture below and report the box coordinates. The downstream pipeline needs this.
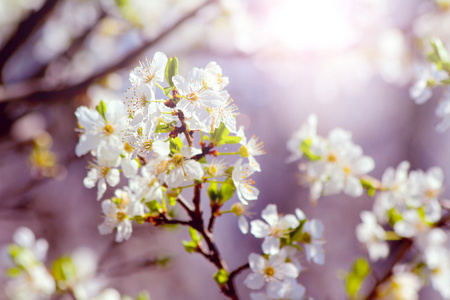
[0,0,217,104]
[0,0,59,81]
[365,239,413,300]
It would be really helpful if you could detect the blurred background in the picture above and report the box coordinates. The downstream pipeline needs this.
[1,0,450,299]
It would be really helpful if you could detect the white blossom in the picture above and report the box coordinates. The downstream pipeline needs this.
[250,204,299,255]
[232,159,259,204]
[356,211,389,261]
[244,252,299,291]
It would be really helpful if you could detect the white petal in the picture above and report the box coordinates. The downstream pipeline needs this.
[262,236,280,255]
[261,204,279,227]
[244,273,266,290]
[106,168,120,187]
[97,178,107,200]
[249,253,266,272]
[153,140,170,156]
[183,160,204,180]
[250,220,270,238]
[238,216,249,234]
[277,263,299,279]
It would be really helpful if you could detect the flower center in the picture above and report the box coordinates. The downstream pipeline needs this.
[104,124,114,135]
[187,92,199,103]
[117,212,126,222]
[144,140,153,151]
[124,142,134,153]
[264,267,275,277]
[327,153,337,162]
[172,154,184,167]
[344,166,352,174]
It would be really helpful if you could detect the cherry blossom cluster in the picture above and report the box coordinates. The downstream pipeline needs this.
[410,39,450,132]
[1,227,144,300]
[243,204,322,300]
[286,114,375,203]
[75,53,330,299]
[289,114,450,299]
[356,161,450,299]
[75,51,264,242]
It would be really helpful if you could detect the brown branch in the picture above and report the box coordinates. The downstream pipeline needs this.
[0,0,59,80]
[207,203,220,233]
[177,196,195,217]
[365,239,413,300]
[177,110,194,147]
[0,0,217,103]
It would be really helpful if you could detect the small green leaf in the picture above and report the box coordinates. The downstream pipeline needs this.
[219,182,235,203]
[163,86,175,96]
[300,139,321,161]
[289,220,307,242]
[345,258,370,299]
[208,182,219,203]
[165,57,178,87]
[182,240,197,253]
[6,267,22,278]
[168,196,176,206]
[96,100,107,121]
[388,208,403,226]
[156,121,176,133]
[209,123,241,147]
[214,269,229,285]
[188,227,202,243]
[353,258,370,277]
[146,200,161,213]
[169,137,183,154]
[51,257,77,283]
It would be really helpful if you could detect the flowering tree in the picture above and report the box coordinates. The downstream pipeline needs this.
[3,1,450,300]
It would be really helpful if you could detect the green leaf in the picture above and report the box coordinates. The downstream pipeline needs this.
[156,121,176,133]
[213,269,229,285]
[168,196,176,206]
[182,240,197,253]
[209,123,241,147]
[300,139,321,161]
[165,57,178,87]
[289,220,307,242]
[6,267,21,278]
[51,257,77,283]
[208,182,219,203]
[163,86,175,96]
[219,182,235,203]
[188,227,202,243]
[388,208,403,226]
[353,258,370,277]
[146,200,161,213]
[345,258,370,299]
[96,100,107,121]
[169,137,183,154]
